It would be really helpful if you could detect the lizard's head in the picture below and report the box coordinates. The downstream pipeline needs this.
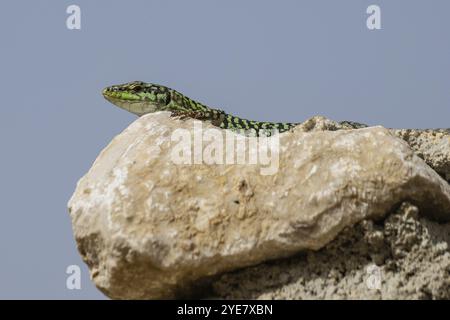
[102,81,172,116]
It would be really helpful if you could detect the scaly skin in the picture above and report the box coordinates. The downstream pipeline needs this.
[103,81,367,136]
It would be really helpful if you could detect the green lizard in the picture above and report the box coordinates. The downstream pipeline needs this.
[103,81,367,136]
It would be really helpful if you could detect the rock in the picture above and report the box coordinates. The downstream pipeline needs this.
[390,128,450,181]
[68,113,450,299]
[291,116,450,181]
[212,202,450,299]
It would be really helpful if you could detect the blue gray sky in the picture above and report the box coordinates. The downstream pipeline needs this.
[0,0,449,299]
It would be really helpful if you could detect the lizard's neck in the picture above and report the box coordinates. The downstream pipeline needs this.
[168,89,210,112]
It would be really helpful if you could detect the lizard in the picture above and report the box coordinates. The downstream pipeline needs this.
[102,81,450,180]
[102,81,368,136]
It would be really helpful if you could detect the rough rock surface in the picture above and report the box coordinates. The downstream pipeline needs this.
[296,117,450,181]
[68,113,450,299]
[212,202,450,299]
[391,128,450,181]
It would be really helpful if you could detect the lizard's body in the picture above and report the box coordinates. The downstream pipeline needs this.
[103,81,367,136]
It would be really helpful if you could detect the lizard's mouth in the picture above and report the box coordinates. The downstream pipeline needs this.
[102,87,141,101]
[103,89,157,116]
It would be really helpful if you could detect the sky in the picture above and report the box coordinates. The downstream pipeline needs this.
[0,0,449,299]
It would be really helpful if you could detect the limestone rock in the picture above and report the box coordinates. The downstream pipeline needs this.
[68,113,450,299]
[391,128,450,181]
[290,116,450,181]
[212,202,450,299]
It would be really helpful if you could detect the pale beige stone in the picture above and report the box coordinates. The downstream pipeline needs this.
[68,113,450,299]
